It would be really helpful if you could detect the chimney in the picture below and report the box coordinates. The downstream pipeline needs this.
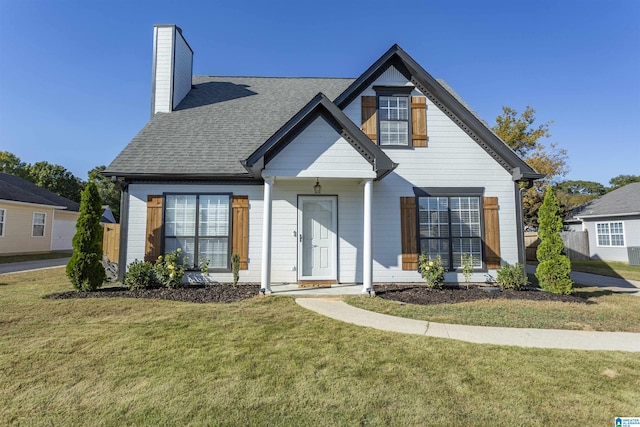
[150,24,193,116]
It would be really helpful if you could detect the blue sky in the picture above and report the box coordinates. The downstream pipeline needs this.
[1,0,638,186]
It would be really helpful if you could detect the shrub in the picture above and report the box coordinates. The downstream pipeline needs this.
[496,263,527,290]
[419,254,445,289]
[536,186,573,294]
[124,260,155,290]
[231,253,240,287]
[461,253,474,289]
[199,257,210,274]
[154,249,186,288]
[66,182,106,291]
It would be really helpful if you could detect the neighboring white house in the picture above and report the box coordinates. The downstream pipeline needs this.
[565,182,640,263]
[103,25,542,292]
[0,173,80,255]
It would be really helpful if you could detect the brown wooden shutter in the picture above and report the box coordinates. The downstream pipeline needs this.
[400,197,418,270]
[232,195,249,270]
[411,96,427,147]
[483,197,501,269]
[361,96,377,143]
[145,195,163,262]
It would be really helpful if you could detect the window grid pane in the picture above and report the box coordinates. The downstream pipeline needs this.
[419,196,482,269]
[379,95,409,146]
[33,213,45,237]
[164,194,231,270]
[597,221,624,247]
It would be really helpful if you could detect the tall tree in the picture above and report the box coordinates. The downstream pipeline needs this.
[536,186,573,295]
[555,180,606,213]
[0,151,30,179]
[66,182,106,291]
[608,174,640,192]
[29,161,84,203]
[88,165,121,222]
[493,106,569,226]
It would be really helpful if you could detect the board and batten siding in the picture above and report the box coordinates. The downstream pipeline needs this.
[264,116,374,178]
[342,65,518,281]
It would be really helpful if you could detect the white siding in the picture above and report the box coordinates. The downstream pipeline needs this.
[172,30,193,109]
[265,116,374,178]
[152,26,193,114]
[343,66,519,281]
[126,183,264,283]
[152,26,174,114]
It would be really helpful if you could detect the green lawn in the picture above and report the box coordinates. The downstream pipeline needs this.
[347,285,640,332]
[570,260,640,281]
[1,269,639,426]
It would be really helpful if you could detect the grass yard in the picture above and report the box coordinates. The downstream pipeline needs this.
[570,260,640,281]
[347,285,640,332]
[1,269,639,426]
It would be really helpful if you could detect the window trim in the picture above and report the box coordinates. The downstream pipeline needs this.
[595,221,625,247]
[374,86,414,148]
[414,187,486,271]
[163,193,233,272]
[32,212,46,238]
[0,208,5,237]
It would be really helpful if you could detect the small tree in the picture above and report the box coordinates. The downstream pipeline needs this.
[535,186,573,294]
[66,182,106,291]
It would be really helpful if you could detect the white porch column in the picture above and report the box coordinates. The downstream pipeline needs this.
[260,177,273,293]
[362,178,373,293]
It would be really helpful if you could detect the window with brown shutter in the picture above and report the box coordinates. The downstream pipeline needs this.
[400,197,418,270]
[411,96,427,147]
[361,96,377,143]
[363,91,428,147]
[145,195,163,262]
[232,195,249,270]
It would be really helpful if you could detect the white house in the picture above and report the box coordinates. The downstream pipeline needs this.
[104,25,542,292]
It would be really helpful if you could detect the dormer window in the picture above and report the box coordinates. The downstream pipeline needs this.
[361,86,428,148]
[379,95,409,146]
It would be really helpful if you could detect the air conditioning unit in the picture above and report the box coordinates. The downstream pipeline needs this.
[628,247,640,266]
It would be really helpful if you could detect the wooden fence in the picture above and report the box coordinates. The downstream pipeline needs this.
[525,231,589,261]
[102,223,120,263]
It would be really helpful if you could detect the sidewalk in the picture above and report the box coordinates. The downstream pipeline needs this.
[0,258,70,275]
[296,298,640,352]
[525,264,640,296]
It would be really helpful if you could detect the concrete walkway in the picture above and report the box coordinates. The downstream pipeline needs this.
[296,298,640,352]
[525,264,640,296]
[0,257,70,275]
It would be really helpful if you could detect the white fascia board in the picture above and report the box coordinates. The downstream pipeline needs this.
[0,199,67,210]
[262,169,377,179]
[576,212,640,220]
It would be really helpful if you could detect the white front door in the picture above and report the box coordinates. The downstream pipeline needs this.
[298,196,337,280]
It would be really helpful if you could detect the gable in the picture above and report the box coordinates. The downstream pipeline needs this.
[334,45,542,183]
[264,116,375,178]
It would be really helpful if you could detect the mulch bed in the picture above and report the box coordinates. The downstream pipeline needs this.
[45,283,589,305]
[373,284,590,305]
[45,284,261,304]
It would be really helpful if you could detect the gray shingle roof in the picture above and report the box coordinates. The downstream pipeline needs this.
[104,76,354,178]
[570,182,640,219]
[0,173,80,211]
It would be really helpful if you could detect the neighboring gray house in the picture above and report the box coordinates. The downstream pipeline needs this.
[104,24,541,292]
[565,182,640,263]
